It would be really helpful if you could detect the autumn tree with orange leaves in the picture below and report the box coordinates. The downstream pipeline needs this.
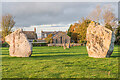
[67,18,91,43]
[45,33,53,43]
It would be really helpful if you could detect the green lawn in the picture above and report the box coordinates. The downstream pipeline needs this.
[1,45,120,78]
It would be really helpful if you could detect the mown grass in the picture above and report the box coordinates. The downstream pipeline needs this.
[1,45,120,78]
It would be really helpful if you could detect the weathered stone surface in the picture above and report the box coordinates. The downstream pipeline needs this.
[5,29,32,57]
[86,21,115,58]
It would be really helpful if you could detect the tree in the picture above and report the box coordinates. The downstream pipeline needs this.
[88,5,102,23]
[88,5,116,31]
[115,21,120,45]
[67,24,78,42]
[102,5,116,25]
[69,23,79,43]
[1,14,15,40]
[71,33,78,43]
[45,34,53,43]
[105,23,113,31]
[67,18,91,43]
[67,24,73,37]
[76,18,91,43]
[102,5,117,31]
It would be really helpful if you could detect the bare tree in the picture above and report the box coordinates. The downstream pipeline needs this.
[102,5,116,26]
[88,5,102,23]
[1,14,15,40]
[88,4,117,31]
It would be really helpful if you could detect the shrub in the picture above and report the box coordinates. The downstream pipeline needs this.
[79,40,87,44]
[33,40,37,42]
[32,43,47,46]
[2,42,9,47]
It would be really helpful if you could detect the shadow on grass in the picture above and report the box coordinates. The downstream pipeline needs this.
[113,51,120,52]
[2,53,88,60]
[110,52,120,58]
[32,52,76,54]
[1,54,9,55]
[31,53,88,58]
[110,54,120,58]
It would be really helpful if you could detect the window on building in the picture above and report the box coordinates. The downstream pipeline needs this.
[52,39,54,43]
[60,37,62,43]
[56,39,57,43]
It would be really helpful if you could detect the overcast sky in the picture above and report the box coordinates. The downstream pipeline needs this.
[1,2,118,38]
[2,2,118,27]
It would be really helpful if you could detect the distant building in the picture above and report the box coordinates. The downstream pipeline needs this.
[41,31,58,39]
[23,28,37,42]
[52,31,71,44]
[41,31,71,44]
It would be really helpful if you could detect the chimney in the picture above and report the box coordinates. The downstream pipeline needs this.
[34,27,36,33]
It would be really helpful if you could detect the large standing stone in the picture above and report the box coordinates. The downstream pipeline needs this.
[86,21,115,58]
[5,29,32,57]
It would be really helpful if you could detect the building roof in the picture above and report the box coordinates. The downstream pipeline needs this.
[52,31,70,38]
[41,31,58,35]
[23,31,37,39]
[0,30,37,40]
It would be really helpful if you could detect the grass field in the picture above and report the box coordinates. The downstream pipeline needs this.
[1,45,120,78]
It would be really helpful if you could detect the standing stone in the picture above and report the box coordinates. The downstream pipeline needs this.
[86,21,115,58]
[5,29,32,57]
